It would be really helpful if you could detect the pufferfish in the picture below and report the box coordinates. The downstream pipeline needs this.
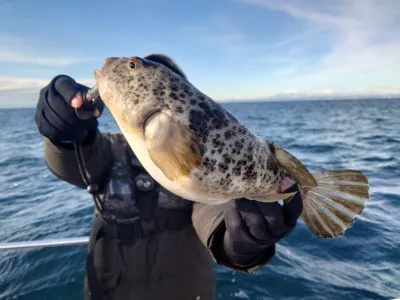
[93,55,370,239]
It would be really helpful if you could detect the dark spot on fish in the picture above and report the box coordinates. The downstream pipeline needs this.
[224,130,233,140]
[268,142,276,155]
[183,86,193,96]
[169,92,179,100]
[244,153,253,162]
[170,84,179,91]
[212,108,224,120]
[219,177,232,186]
[211,118,225,130]
[199,144,206,155]
[198,102,210,111]
[238,127,246,134]
[232,166,241,176]
[190,99,197,105]
[211,150,215,154]
[222,153,231,164]
[189,109,209,144]
[204,157,217,173]
[242,162,257,180]
[234,140,243,150]
[267,157,279,175]
[218,163,228,173]
[176,106,183,113]
[134,99,139,104]
[212,138,218,147]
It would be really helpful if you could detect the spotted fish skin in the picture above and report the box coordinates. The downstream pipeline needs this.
[95,55,371,239]
[95,56,285,203]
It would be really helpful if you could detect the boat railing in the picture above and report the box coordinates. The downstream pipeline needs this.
[0,237,89,251]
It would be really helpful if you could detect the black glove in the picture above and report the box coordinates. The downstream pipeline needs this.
[222,183,303,268]
[34,75,104,144]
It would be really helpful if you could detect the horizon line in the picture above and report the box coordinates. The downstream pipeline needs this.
[1,95,399,109]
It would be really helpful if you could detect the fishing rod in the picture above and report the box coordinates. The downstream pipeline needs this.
[0,237,89,251]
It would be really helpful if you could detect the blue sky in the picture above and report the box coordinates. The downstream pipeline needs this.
[0,0,399,107]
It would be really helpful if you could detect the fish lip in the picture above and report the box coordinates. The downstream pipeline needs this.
[142,109,162,134]
[94,70,101,80]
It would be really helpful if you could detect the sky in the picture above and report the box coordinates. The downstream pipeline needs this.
[0,0,400,108]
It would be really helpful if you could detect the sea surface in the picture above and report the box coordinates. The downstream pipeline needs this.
[0,99,399,300]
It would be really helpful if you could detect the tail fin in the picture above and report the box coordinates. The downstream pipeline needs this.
[273,144,370,238]
[300,170,369,238]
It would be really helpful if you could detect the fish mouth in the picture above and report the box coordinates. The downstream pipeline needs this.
[142,109,162,134]
[94,70,101,80]
[94,57,120,80]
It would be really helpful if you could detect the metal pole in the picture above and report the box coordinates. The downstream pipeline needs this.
[0,237,89,251]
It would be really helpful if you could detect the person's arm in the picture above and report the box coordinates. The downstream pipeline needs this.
[43,130,112,189]
[35,74,111,189]
[192,179,303,273]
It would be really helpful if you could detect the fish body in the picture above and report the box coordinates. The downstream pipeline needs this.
[94,56,370,238]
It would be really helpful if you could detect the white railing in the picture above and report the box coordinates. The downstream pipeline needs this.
[0,237,89,250]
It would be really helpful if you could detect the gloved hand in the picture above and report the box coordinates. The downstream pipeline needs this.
[34,75,104,144]
[222,177,303,267]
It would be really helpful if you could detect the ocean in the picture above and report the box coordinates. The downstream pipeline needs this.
[0,99,399,300]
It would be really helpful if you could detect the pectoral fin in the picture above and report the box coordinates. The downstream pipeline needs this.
[145,111,203,181]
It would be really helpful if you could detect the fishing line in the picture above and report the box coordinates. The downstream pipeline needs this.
[73,143,103,214]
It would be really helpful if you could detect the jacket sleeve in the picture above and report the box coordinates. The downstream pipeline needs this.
[191,202,276,274]
[43,130,112,189]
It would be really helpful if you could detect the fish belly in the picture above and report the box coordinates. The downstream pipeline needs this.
[121,128,231,205]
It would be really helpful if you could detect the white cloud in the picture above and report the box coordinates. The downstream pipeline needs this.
[0,51,94,66]
[0,35,96,66]
[0,77,49,92]
[0,76,96,108]
[239,0,400,90]
[0,35,97,107]
[0,77,95,92]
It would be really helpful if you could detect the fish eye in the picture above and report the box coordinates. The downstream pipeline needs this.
[128,61,136,70]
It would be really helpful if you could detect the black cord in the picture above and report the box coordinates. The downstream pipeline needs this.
[73,143,103,214]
